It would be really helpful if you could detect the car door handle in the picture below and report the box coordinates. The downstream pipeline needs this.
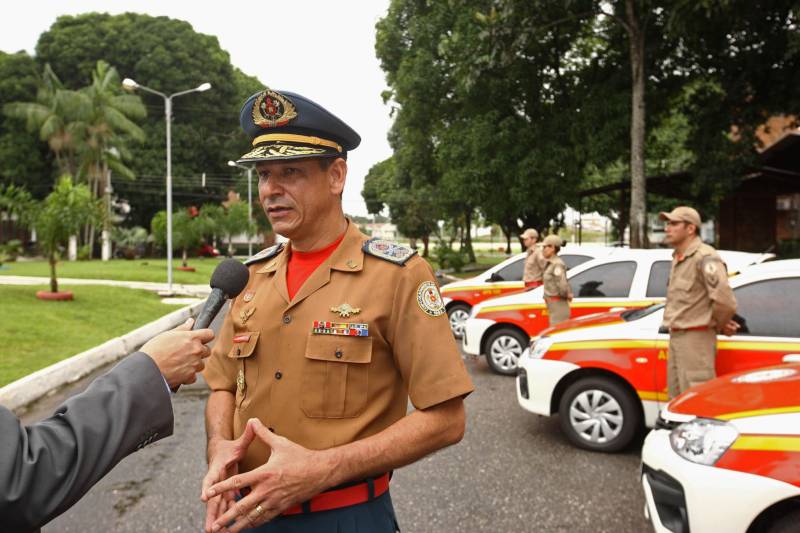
[782,354,800,363]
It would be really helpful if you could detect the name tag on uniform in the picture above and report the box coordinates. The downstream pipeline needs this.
[233,334,251,343]
[312,320,369,337]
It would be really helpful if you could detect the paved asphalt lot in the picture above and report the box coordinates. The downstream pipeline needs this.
[26,344,651,533]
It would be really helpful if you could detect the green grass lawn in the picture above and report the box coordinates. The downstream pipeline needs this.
[0,284,178,386]
[0,257,223,284]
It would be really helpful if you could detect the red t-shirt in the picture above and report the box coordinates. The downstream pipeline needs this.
[286,232,346,299]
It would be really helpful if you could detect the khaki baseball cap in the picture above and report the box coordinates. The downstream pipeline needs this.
[520,228,539,240]
[542,235,562,247]
[659,206,701,227]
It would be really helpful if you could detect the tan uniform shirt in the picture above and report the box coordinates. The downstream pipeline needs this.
[203,222,474,473]
[662,237,737,330]
[543,256,571,299]
[523,245,545,283]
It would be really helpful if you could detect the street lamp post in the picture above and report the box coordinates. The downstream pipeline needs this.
[122,78,211,293]
[228,160,254,256]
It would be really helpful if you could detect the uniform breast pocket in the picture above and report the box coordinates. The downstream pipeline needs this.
[671,277,695,303]
[301,334,372,419]
[227,332,260,410]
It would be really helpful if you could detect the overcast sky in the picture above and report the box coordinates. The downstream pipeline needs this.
[0,0,393,216]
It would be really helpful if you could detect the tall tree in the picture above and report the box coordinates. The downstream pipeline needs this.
[4,64,83,178]
[72,60,146,256]
[0,51,51,198]
[35,13,265,227]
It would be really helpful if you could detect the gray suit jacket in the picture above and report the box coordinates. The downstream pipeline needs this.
[0,352,174,532]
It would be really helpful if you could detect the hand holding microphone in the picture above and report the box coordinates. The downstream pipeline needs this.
[192,258,251,331]
[145,259,250,390]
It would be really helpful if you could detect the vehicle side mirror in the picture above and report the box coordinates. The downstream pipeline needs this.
[782,354,800,363]
[487,272,503,282]
[657,325,669,334]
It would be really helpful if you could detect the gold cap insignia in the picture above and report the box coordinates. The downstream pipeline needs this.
[330,303,361,318]
[252,89,298,129]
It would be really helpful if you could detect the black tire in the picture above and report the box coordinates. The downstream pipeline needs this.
[484,328,528,376]
[558,376,641,452]
[446,303,471,339]
[766,507,800,533]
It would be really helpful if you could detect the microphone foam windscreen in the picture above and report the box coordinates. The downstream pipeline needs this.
[210,258,250,298]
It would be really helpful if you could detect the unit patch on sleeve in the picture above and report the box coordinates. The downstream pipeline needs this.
[362,238,417,265]
[416,281,445,317]
[703,260,719,287]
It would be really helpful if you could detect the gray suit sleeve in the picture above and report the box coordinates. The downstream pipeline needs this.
[0,351,174,531]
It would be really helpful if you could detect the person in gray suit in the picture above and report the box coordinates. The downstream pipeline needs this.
[0,318,214,532]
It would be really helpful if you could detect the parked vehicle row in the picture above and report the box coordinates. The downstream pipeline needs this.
[442,245,617,338]
[496,256,800,533]
[459,248,773,375]
[515,258,800,452]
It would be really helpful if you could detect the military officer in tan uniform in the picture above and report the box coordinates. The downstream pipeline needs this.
[200,89,474,533]
[541,235,572,325]
[521,228,545,289]
[660,206,738,398]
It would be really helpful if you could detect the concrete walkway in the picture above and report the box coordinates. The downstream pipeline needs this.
[0,275,210,296]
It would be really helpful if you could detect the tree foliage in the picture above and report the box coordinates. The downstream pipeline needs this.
[28,13,264,227]
[0,51,51,197]
[3,177,102,292]
[373,0,799,248]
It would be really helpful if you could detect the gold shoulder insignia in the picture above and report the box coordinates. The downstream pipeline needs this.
[244,243,285,266]
[362,238,417,266]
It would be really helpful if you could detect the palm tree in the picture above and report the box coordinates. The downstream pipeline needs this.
[3,64,82,176]
[73,61,146,258]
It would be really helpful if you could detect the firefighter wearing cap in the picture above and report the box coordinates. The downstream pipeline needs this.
[521,228,545,289]
[661,206,738,398]
[200,89,473,533]
[541,235,572,325]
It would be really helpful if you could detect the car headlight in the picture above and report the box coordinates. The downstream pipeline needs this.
[669,418,738,465]
[530,337,553,359]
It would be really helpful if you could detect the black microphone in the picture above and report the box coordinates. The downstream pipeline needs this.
[193,258,251,330]
[170,259,249,393]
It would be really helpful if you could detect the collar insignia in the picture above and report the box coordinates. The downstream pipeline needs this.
[252,89,298,129]
[239,307,256,325]
[330,303,361,318]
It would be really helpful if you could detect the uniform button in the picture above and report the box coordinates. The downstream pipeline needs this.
[335,349,343,359]
[275,371,282,380]
[282,314,291,324]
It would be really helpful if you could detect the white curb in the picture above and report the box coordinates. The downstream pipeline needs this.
[0,300,205,412]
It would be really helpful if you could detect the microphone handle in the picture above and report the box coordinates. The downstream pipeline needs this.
[193,288,227,330]
[172,289,227,393]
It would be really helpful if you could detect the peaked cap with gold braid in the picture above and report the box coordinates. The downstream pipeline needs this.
[237,88,361,163]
